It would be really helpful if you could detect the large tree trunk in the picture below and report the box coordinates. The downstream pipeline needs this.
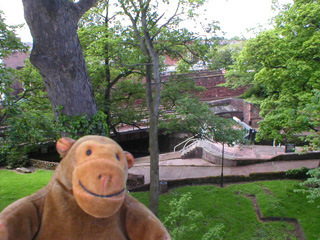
[22,0,99,119]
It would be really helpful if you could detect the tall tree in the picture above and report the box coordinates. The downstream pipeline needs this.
[118,0,211,215]
[22,0,100,134]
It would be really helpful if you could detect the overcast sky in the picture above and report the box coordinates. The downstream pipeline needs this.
[0,0,292,43]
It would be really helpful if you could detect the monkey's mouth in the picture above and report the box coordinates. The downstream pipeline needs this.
[79,180,125,198]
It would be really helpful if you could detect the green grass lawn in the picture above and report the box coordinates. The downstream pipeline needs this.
[1,170,319,239]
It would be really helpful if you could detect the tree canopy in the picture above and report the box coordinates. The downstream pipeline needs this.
[224,0,320,147]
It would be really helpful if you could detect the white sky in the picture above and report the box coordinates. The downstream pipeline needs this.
[0,0,293,43]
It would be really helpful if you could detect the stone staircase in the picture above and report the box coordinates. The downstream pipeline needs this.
[181,139,236,160]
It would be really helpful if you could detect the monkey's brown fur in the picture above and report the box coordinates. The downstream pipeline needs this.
[0,136,170,240]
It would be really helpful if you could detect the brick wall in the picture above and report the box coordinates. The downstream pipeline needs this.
[208,98,262,127]
[161,70,247,101]
[3,52,29,69]
[243,102,261,128]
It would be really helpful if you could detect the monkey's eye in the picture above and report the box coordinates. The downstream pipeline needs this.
[86,149,92,156]
[116,154,120,161]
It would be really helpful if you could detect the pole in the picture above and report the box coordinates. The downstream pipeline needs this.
[220,142,225,188]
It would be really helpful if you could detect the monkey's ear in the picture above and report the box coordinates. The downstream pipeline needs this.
[56,137,76,157]
[125,152,134,169]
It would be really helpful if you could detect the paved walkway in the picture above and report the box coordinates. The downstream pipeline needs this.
[129,145,320,184]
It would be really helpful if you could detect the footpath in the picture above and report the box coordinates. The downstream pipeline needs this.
[129,145,320,184]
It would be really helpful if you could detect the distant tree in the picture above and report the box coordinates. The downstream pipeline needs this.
[160,74,205,114]
[0,11,28,125]
[209,40,245,71]
[223,0,320,147]
[0,11,27,60]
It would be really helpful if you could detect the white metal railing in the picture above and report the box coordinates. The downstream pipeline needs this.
[177,137,237,159]
[181,140,200,156]
[174,135,198,152]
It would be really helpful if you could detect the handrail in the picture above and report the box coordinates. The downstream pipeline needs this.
[174,135,198,152]
[181,139,199,154]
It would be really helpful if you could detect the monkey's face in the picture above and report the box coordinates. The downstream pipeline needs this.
[72,140,132,218]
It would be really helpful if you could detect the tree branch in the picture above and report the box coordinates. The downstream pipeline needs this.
[13,87,44,104]
[152,1,181,39]
[109,70,135,87]
[76,0,100,18]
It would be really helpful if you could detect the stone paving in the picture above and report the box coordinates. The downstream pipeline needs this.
[129,145,320,184]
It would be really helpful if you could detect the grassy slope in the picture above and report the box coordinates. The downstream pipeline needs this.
[0,170,319,239]
[132,182,320,240]
[0,170,54,211]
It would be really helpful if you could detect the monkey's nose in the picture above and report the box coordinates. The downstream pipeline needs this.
[99,174,112,193]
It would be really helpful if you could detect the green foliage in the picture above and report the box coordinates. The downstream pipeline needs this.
[301,90,320,151]
[224,0,320,148]
[201,224,225,240]
[78,1,149,132]
[0,17,57,167]
[163,192,203,239]
[57,110,109,140]
[0,60,58,167]
[109,78,147,130]
[0,11,28,59]
[163,192,225,240]
[286,167,310,179]
[160,74,204,114]
[209,40,245,71]
[79,0,216,136]
[0,58,110,167]
[296,167,320,206]
[160,97,246,145]
[1,108,57,167]
[0,12,29,126]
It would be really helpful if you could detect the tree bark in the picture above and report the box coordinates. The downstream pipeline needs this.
[119,0,161,216]
[141,3,161,216]
[22,0,99,119]
[145,63,160,216]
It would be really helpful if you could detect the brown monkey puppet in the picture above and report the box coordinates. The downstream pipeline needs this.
[0,135,171,240]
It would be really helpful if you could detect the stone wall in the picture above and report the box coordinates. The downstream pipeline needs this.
[30,159,59,170]
[202,148,237,167]
[243,102,261,128]
[161,70,247,101]
[209,98,262,128]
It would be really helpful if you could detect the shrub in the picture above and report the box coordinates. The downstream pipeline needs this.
[163,192,225,240]
[295,167,320,206]
[286,167,310,179]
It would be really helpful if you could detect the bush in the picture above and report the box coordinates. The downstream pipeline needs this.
[295,167,320,206]
[286,167,310,179]
[163,192,225,240]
